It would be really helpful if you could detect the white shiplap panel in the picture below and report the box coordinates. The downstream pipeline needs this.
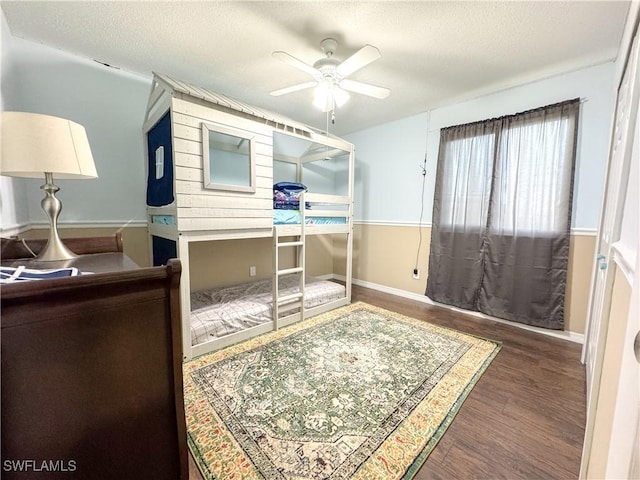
[175,165,273,188]
[173,123,201,142]
[173,117,273,153]
[175,179,272,197]
[178,217,273,231]
[175,178,273,195]
[255,176,273,189]
[172,97,274,141]
[177,207,271,218]
[173,110,274,148]
[174,152,201,169]
[174,137,201,156]
[175,166,202,182]
[255,164,272,180]
[254,151,273,168]
[176,194,272,210]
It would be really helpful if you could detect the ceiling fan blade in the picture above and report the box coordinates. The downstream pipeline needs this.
[272,51,320,78]
[270,81,317,97]
[335,44,382,77]
[340,79,390,99]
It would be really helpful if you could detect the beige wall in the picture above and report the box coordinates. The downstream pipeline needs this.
[351,223,596,335]
[352,224,431,295]
[188,234,339,292]
[586,267,632,478]
[17,227,342,291]
[18,224,595,335]
[189,237,275,291]
[566,234,598,334]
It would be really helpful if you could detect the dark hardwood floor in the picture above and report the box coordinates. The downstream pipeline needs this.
[189,284,586,479]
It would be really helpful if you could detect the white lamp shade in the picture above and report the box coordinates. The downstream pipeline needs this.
[0,111,98,179]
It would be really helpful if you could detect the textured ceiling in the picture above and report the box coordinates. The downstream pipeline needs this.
[1,1,630,135]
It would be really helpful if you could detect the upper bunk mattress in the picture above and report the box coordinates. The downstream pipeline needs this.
[190,276,345,346]
[273,210,347,225]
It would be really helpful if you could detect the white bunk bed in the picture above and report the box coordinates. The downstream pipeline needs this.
[142,73,354,360]
[186,187,352,358]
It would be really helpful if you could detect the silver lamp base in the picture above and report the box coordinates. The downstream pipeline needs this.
[37,172,76,261]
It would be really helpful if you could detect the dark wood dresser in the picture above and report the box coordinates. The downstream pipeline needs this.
[1,238,188,479]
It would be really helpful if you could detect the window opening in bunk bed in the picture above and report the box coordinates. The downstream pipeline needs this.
[273,131,350,226]
[202,122,256,193]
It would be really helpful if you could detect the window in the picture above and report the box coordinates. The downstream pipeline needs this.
[202,122,256,193]
[427,99,580,329]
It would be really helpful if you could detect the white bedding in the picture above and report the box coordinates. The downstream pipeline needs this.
[190,275,345,346]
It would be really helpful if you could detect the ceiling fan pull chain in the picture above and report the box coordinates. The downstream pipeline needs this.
[325,109,329,135]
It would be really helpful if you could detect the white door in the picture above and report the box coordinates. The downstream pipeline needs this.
[605,72,640,477]
[581,23,639,479]
[582,29,639,402]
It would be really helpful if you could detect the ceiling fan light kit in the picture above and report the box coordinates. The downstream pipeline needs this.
[270,38,390,113]
[313,82,350,112]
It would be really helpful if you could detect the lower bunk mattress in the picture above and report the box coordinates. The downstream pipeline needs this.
[190,275,345,346]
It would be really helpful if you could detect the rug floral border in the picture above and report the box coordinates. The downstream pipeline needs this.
[184,302,501,479]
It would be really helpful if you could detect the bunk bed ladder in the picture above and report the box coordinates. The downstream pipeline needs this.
[272,192,306,330]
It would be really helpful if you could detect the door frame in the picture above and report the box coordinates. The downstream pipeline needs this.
[580,4,640,477]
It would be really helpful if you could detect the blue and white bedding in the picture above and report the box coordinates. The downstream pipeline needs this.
[0,266,82,283]
[190,275,345,345]
[273,182,310,210]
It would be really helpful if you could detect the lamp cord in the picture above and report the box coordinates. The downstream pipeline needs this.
[20,238,37,258]
[414,110,431,271]
[414,156,427,270]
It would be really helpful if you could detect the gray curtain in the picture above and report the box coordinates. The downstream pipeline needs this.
[426,99,580,329]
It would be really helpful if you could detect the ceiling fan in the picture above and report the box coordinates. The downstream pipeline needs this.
[270,38,391,112]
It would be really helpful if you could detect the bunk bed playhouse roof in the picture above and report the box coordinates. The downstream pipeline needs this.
[146,72,343,141]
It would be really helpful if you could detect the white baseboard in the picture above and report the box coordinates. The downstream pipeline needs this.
[335,274,584,344]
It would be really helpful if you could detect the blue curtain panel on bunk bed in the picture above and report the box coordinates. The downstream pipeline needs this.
[146,111,174,207]
[152,235,177,267]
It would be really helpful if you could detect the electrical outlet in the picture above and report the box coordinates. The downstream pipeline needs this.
[250,266,256,277]
[412,268,420,280]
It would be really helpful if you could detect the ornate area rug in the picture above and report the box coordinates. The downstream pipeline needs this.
[184,302,500,479]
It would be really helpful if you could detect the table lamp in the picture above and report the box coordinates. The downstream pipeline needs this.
[0,112,98,261]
